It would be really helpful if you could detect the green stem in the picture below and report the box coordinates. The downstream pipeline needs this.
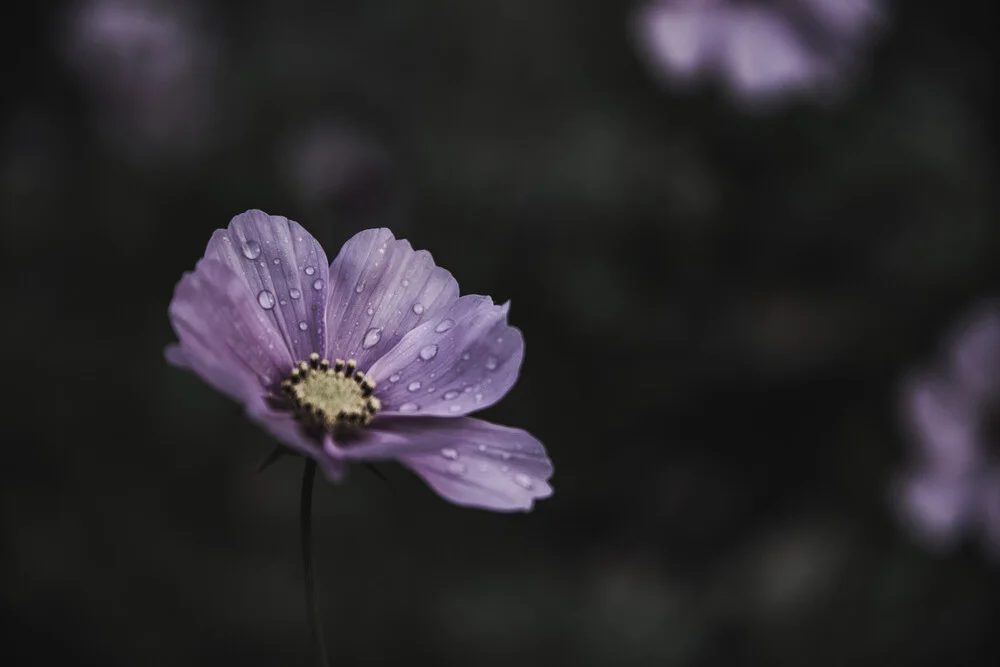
[301,458,330,667]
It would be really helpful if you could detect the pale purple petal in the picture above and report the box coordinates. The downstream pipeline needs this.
[206,210,329,362]
[327,417,552,512]
[947,303,1000,400]
[800,0,881,38]
[634,3,719,81]
[900,373,982,474]
[720,9,821,98]
[246,405,346,482]
[324,229,459,368]
[893,469,976,551]
[168,258,292,395]
[366,296,524,417]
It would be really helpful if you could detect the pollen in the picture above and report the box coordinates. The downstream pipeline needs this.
[281,353,380,430]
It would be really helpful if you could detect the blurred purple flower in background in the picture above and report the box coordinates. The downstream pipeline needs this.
[894,303,1000,555]
[632,0,883,106]
[278,120,398,225]
[62,0,216,162]
[167,210,553,511]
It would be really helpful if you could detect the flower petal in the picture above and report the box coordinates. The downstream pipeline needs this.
[900,373,983,473]
[721,9,821,98]
[168,258,292,397]
[366,296,524,417]
[328,417,552,512]
[206,209,329,362]
[635,3,718,80]
[893,469,975,551]
[947,302,1000,400]
[324,228,459,368]
[246,404,346,482]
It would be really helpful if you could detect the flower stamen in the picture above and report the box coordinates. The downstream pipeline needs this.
[282,353,380,430]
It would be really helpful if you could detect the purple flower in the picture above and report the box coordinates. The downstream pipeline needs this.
[894,303,1000,555]
[166,210,553,511]
[632,0,883,105]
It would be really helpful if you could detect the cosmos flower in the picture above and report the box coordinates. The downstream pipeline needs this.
[166,210,553,511]
[632,0,883,105]
[894,303,1000,555]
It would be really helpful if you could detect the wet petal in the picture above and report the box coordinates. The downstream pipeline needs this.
[900,373,983,473]
[324,228,459,368]
[328,417,552,512]
[366,296,524,417]
[206,209,329,362]
[168,258,292,397]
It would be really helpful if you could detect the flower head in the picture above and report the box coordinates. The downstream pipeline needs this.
[632,0,883,105]
[167,210,553,511]
[893,303,1000,555]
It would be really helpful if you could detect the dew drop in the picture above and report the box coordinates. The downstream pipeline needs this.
[366,307,374,316]
[461,352,471,361]
[289,288,302,300]
[257,289,276,309]
[478,444,488,452]
[419,344,438,361]
[279,299,287,306]
[304,265,315,276]
[399,402,419,413]
[485,356,498,370]
[513,473,533,489]
[440,448,459,460]
[475,393,484,402]
[464,386,474,393]
[298,321,309,331]
[448,404,463,413]
[401,279,410,287]
[447,462,467,475]
[500,451,511,461]
[434,318,455,333]
[407,381,422,392]
[426,387,436,393]
[355,282,365,294]
[272,257,281,265]
[311,279,323,291]
[362,328,382,349]
[412,303,424,315]
[241,240,261,259]
[496,337,504,344]
[389,374,401,383]
[443,390,460,400]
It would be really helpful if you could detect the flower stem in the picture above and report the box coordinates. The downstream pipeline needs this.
[301,458,330,667]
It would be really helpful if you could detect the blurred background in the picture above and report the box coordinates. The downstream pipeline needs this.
[2,1,998,665]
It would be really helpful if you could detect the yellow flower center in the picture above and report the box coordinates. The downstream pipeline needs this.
[281,353,381,430]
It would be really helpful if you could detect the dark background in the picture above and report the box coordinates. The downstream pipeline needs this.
[3,1,998,665]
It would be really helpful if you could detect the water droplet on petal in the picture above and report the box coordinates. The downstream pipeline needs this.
[500,451,511,460]
[366,307,374,316]
[496,337,504,344]
[355,282,365,293]
[478,444,488,452]
[448,404,463,413]
[257,289,276,310]
[298,321,309,331]
[447,462,466,475]
[412,303,424,315]
[389,374,401,383]
[362,328,382,349]
[419,344,438,361]
[289,288,302,300]
[399,402,419,413]
[475,393,484,402]
[434,318,455,333]
[312,279,325,291]
[461,352,471,361]
[280,299,287,306]
[440,448,458,460]
[304,265,316,276]
[241,240,261,259]
[485,356,498,370]
[401,279,410,287]
[272,257,281,265]
[513,473,533,489]
[427,387,436,393]
[407,381,422,392]
[443,390,460,400]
